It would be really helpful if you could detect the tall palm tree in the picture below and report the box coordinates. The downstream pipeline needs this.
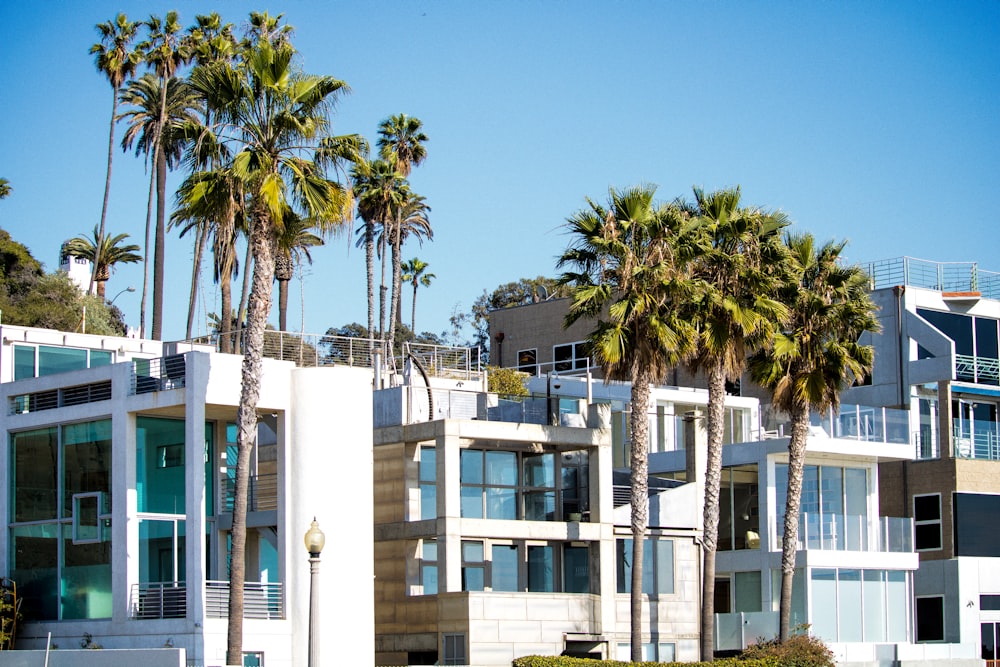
[241,11,293,48]
[275,210,323,332]
[172,168,246,352]
[62,226,142,298]
[401,257,435,333]
[90,13,143,296]
[378,188,432,328]
[354,158,405,340]
[686,186,790,661]
[377,114,428,348]
[119,72,201,340]
[558,185,702,660]
[181,13,238,339]
[188,38,354,664]
[748,233,878,642]
[139,11,189,340]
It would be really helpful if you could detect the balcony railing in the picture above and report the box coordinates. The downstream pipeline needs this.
[955,353,1000,384]
[205,581,283,619]
[865,256,1000,299]
[131,354,186,395]
[221,473,277,513]
[774,513,913,553]
[953,427,1000,460]
[129,581,284,620]
[9,379,111,415]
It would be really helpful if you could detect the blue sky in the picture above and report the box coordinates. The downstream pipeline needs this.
[1,1,998,342]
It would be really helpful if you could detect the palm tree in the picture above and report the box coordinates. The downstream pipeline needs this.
[241,11,293,48]
[90,13,143,296]
[62,226,142,298]
[275,210,323,332]
[139,11,189,340]
[0,178,10,199]
[377,114,428,348]
[401,258,435,333]
[558,185,702,660]
[354,159,405,340]
[181,13,238,339]
[188,37,354,664]
[686,186,790,661]
[172,168,246,352]
[119,72,201,340]
[378,188,432,328]
[748,233,879,642]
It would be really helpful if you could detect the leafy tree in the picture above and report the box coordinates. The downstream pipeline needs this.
[61,226,142,298]
[0,228,42,296]
[558,185,701,659]
[486,366,529,397]
[188,36,355,663]
[119,72,201,339]
[0,178,10,200]
[748,233,878,642]
[90,13,143,295]
[685,186,789,661]
[401,257,435,333]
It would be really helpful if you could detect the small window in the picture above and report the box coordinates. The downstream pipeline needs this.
[421,539,438,595]
[419,446,437,521]
[916,596,945,642]
[982,595,1000,611]
[442,633,466,666]
[914,494,942,551]
[517,349,537,375]
[462,541,485,591]
[157,444,184,468]
[553,341,588,372]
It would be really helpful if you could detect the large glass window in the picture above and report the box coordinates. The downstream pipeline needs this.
[492,544,518,592]
[733,571,762,612]
[527,545,554,592]
[770,568,806,630]
[719,464,759,551]
[137,417,186,514]
[563,545,590,593]
[954,492,1000,556]
[916,596,944,642]
[616,538,674,595]
[553,341,588,372]
[914,494,942,551]
[776,463,868,550]
[9,421,112,621]
[810,568,911,643]
[419,446,437,520]
[460,449,584,522]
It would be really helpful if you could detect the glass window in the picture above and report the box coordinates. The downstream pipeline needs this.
[616,538,674,595]
[563,545,590,593]
[771,568,807,630]
[442,633,466,666]
[90,350,113,367]
[421,539,438,595]
[734,571,761,613]
[10,524,58,621]
[419,446,436,521]
[839,569,863,642]
[524,453,555,521]
[553,341,588,372]
[63,421,112,517]
[12,427,59,522]
[516,349,537,375]
[527,545,554,592]
[137,417,186,514]
[37,346,88,377]
[462,541,485,592]
[811,569,838,641]
[61,524,112,620]
[492,544,518,592]
[864,570,887,642]
[954,492,1000,556]
[138,518,186,584]
[982,595,1000,611]
[13,345,35,380]
[916,596,945,642]
[914,494,942,551]
[887,570,908,642]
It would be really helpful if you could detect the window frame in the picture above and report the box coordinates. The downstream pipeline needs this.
[913,493,943,552]
[916,594,945,643]
[552,341,588,372]
[516,348,538,375]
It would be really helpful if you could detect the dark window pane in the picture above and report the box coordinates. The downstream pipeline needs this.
[12,427,59,522]
[915,524,942,550]
[976,318,999,360]
[916,597,944,642]
[918,309,973,356]
[564,545,589,593]
[982,623,997,660]
[981,596,1000,612]
[955,493,1000,557]
[914,495,941,521]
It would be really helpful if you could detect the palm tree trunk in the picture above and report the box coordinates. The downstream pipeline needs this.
[366,220,375,341]
[629,368,652,661]
[236,239,253,354]
[96,280,107,299]
[186,222,207,339]
[278,278,289,332]
[228,205,277,666]
[700,361,727,662]
[780,401,810,642]
[151,139,167,340]
[388,215,402,350]
[220,272,233,355]
[411,282,418,333]
[378,232,387,338]
[91,86,119,296]
[139,150,157,339]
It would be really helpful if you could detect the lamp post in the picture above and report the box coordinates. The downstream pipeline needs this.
[109,285,136,307]
[304,518,325,667]
[546,370,561,426]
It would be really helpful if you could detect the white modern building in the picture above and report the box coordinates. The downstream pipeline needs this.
[0,324,374,666]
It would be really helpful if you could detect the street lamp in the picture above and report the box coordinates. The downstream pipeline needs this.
[304,518,325,667]
[546,370,561,426]
[109,285,136,306]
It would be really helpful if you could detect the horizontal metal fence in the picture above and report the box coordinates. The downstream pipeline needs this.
[865,256,1000,298]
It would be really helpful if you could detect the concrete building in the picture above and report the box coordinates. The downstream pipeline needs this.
[0,324,374,667]
[842,256,1000,659]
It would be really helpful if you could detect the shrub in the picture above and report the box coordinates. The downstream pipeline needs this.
[487,365,529,397]
[511,656,778,667]
[739,631,834,667]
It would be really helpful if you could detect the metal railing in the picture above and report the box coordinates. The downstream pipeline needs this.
[131,354,187,395]
[955,353,1000,384]
[865,256,1000,298]
[205,581,283,619]
[953,427,1000,460]
[130,582,187,619]
[774,513,913,553]
[221,473,277,513]
[9,380,111,415]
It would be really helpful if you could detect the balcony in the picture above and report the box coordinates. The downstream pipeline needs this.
[953,427,1000,460]
[773,513,913,553]
[129,581,283,620]
[865,256,1000,299]
[130,354,187,395]
[221,473,277,513]
[955,353,1000,384]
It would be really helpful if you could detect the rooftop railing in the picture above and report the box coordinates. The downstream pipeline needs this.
[761,404,912,445]
[865,256,1000,298]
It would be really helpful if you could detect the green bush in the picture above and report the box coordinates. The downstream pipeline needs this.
[739,631,834,667]
[487,365,529,397]
[511,656,778,667]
